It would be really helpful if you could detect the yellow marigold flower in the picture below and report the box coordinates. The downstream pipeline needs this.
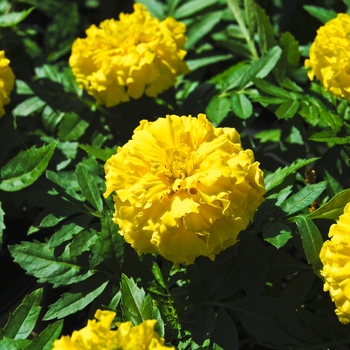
[69,3,189,107]
[0,50,15,118]
[104,114,266,265]
[305,13,350,100]
[52,309,173,350]
[319,202,350,325]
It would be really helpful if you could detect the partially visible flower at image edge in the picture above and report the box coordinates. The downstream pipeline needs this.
[69,3,189,107]
[104,113,266,265]
[52,309,174,350]
[0,50,15,118]
[319,202,350,325]
[305,13,350,100]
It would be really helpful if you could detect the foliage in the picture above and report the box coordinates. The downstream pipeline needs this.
[0,0,350,349]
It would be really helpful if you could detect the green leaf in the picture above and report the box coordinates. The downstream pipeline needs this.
[58,112,89,141]
[186,11,222,49]
[0,142,56,192]
[307,188,350,220]
[174,0,218,19]
[8,241,93,287]
[68,229,99,257]
[25,320,63,350]
[138,0,165,19]
[252,77,296,99]
[0,7,34,27]
[0,338,30,349]
[120,274,164,337]
[230,92,253,119]
[0,289,43,340]
[254,129,281,143]
[186,54,233,72]
[0,202,5,249]
[244,0,256,39]
[212,308,238,350]
[263,223,292,249]
[227,0,250,45]
[11,96,46,117]
[319,110,342,132]
[275,100,299,119]
[206,95,231,125]
[303,5,337,24]
[265,157,319,192]
[294,216,323,277]
[79,144,115,162]
[98,209,124,273]
[281,181,327,216]
[239,46,282,87]
[43,281,108,320]
[75,164,103,212]
[276,31,300,78]
[255,4,277,54]
[309,131,350,144]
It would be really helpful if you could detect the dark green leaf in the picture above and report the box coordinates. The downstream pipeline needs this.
[9,241,93,287]
[58,112,89,141]
[0,338,30,349]
[206,95,231,125]
[308,188,350,220]
[0,142,56,192]
[255,4,277,54]
[239,46,282,87]
[319,110,342,132]
[265,157,319,192]
[281,181,327,215]
[309,131,350,144]
[43,281,108,320]
[0,289,43,340]
[263,223,292,249]
[212,308,238,350]
[174,0,218,19]
[303,5,337,23]
[79,144,116,162]
[69,229,99,257]
[275,100,299,119]
[230,92,253,119]
[186,11,222,49]
[253,77,296,99]
[294,216,323,277]
[0,202,4,249]
[120,274,164,337]
[25,320,63,350]
[75,164,103,212]
[186,54,233,72]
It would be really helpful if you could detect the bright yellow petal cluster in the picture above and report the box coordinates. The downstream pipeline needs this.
[0,50,15,118]
[305,13,350,100]
[320,202,350,325]
[104,114,266,265]
[69,3,189,107]
[52,309,173,350]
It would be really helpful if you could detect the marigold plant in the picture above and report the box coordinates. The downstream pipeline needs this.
[69,3,189,107]
[305,13,350,100]
[0,50,15,118]
[52,309,173,350]
[319,202,350,325]
[104,113,266,265]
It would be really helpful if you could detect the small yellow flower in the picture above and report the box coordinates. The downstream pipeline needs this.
[305,13,350,100]
[104,114,266,265]
[69,3,189,107]
[319,202,350,325]
[0,50,15,118]
[52,309,173,350]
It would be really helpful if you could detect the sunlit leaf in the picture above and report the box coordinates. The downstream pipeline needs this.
[0,7,34,27]
[206,94,231,125]
[263,223,292,249]
[230,92,253,119]
[0,142,56,192]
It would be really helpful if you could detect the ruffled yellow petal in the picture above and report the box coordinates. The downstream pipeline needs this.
[52,310,173,350]
[69,3,189,107]
[104,114,266,264]
[0,50,15,118]
[320,202,350,324]
[305,13,350,100]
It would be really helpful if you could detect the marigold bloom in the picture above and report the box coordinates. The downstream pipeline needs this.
[305,13,350,100]
[0,50,15,118]
[69,3,189,107]
[52,309,173,350]
[320,202,350,325]
[104,114,266,265]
